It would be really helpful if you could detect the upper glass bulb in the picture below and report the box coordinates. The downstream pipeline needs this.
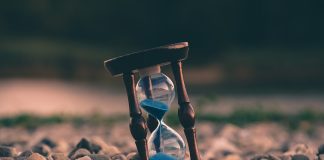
[136,67,175,109]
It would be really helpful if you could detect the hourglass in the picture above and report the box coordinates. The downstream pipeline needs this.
[136,66,185,159]
[104,42,201,160]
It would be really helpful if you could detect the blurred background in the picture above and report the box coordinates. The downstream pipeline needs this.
[0,0,324,121]
[1,1,324,158]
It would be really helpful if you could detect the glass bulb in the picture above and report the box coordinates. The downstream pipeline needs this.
[148,121,186,160]
[136,73,175,109]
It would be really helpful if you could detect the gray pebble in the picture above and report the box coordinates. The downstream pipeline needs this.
[291,154,309,160]
[70,148,91,160]
[16,150,33,160]
[69,138,93,158]
[40,138,57,148]
[318,144,324,155]
[251,154,280,160]
[90,137,120,155]
[76,138,93,153]
[76,156,92,160]
[89,154,111,160]
[50,153,69,160]
[111,154,127,160]
[0,145,17,157]
[26,153,47,160]
[32,144,51,157]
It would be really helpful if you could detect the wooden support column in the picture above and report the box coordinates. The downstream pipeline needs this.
[171,61,201,160]
[123,72,149,160]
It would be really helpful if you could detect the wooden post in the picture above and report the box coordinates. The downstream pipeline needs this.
[123,72,149,160]
[171,61,201,160]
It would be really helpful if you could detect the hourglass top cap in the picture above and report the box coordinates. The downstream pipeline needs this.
[104,42,189,77]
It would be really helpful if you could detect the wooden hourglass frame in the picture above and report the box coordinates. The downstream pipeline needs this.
[104,42,201,160]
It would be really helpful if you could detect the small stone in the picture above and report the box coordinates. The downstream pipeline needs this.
[222,155,241,160]
[90,137,104,153]
[280,142,290,152]
[0,146,17,157]
[50,153,69,160]
[99,145,120,156]
[90,137,120,155]
[40,138,57,148]
[70,148,91,160]
[111,153,127,160]
[76,156,92,160]
[16,150,33,160]
[251,154,280,160]
[284,144,315,160]
[318,144,324,155]
[26,153,47,160]
[222,150,234,156]
[126,152,140,160]
[89,154,111,160]
[20,150,34,157]
[69,138,93,158]
[291,154,309,160]
[32,144,51,156]
[52,140,69,153]
[69,148,78,158]
[278,155,291,160]
[76,138,93,153]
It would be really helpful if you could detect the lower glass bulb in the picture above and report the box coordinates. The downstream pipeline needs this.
[148,121,186,160]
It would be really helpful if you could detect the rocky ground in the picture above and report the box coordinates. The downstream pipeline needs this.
[0,122,324,160]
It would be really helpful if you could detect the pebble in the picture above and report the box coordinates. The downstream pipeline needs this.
[26,153,47,160]
[91,137,121,156]
[32,144,51,156]
[284,144,315,160]
[16,150,33,160]
[98,146,120,156]
[291,154,309,160]
[318,144,324,155]
[76,138,93,153]
[40,138,57,148]
[126,152,140,160]
[251,154,280,160]
[111,153,127,160]
[69,138,93,158]
[222,155,241,160]
[76,156,92,160]
[0,146,17,157]
[50,153,69,160]
[89,154,111,160]
[52,140,69,153]
[70,148,91,160]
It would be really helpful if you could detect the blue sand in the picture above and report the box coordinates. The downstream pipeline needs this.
[140,99,168,120]
[150,153,177,160]
[140,99,169,152]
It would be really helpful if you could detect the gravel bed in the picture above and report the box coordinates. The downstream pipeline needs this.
[0,122,323,160]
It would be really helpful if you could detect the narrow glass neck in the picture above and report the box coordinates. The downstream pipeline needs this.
[139,65,161,77]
